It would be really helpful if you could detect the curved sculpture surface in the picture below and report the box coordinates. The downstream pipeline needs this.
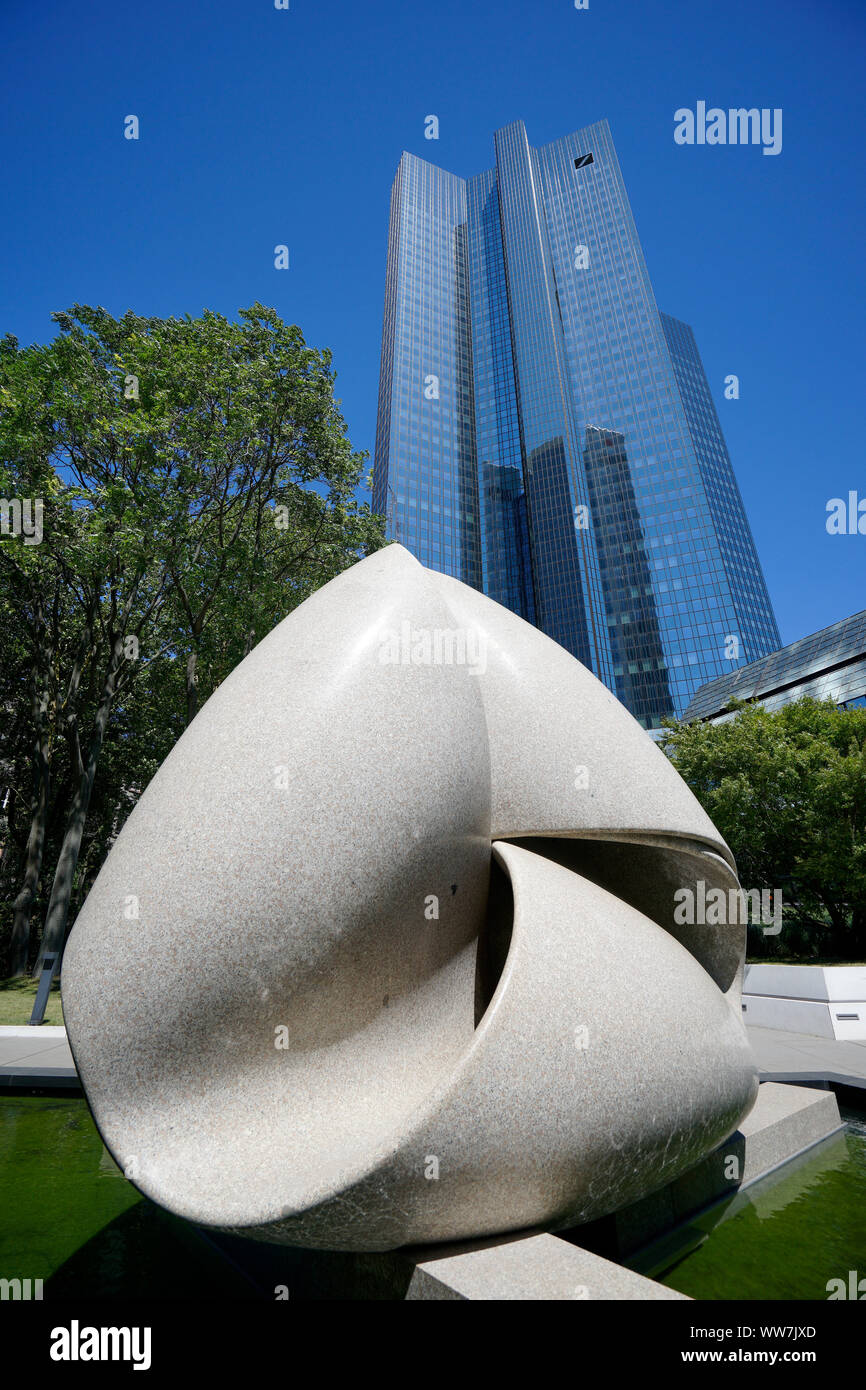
[62,544,758,1251]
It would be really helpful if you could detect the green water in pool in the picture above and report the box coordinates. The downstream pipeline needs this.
[1,1096,864,1299]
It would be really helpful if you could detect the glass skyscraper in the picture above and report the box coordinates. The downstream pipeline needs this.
[373,118,780,727]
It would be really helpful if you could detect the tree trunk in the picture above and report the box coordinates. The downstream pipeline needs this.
[0,786,18,883]
[9,768,49,976]
[34,643,123,971]
[850,907,866,959]
[823,897,849,959]
[11,649,53,975]
[185,649,198,726]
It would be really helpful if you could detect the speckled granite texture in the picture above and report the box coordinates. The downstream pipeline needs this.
[63,544,758,1251]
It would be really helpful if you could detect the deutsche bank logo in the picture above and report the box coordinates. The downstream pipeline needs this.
[574,153,594,169]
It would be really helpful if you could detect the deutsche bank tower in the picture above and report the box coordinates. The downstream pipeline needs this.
[372,119,780,728]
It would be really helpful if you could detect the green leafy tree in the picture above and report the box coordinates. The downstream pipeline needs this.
[663,698,866,960]
[0,304,385,975]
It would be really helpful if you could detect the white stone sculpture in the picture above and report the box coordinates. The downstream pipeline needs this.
[63,544,758,1251]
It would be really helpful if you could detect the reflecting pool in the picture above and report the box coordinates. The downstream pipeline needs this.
[627,1109,866,1300]
[2,1095,865,1299]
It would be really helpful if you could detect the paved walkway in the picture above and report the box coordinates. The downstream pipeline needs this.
[747,1024,866,1092]
[0,1025,77,1089]
[1,1024,865,1093]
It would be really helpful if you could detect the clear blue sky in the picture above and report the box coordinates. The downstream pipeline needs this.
[2,0,863,647]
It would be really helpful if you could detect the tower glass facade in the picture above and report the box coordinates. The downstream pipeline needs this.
[373,119,781,726]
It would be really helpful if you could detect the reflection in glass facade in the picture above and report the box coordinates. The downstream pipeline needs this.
[373,119,781,726]
[684,610,866,721]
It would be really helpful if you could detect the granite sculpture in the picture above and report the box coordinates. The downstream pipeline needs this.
[63,544,758,1251]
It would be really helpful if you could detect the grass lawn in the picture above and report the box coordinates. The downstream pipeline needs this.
[0,976,65,1026]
